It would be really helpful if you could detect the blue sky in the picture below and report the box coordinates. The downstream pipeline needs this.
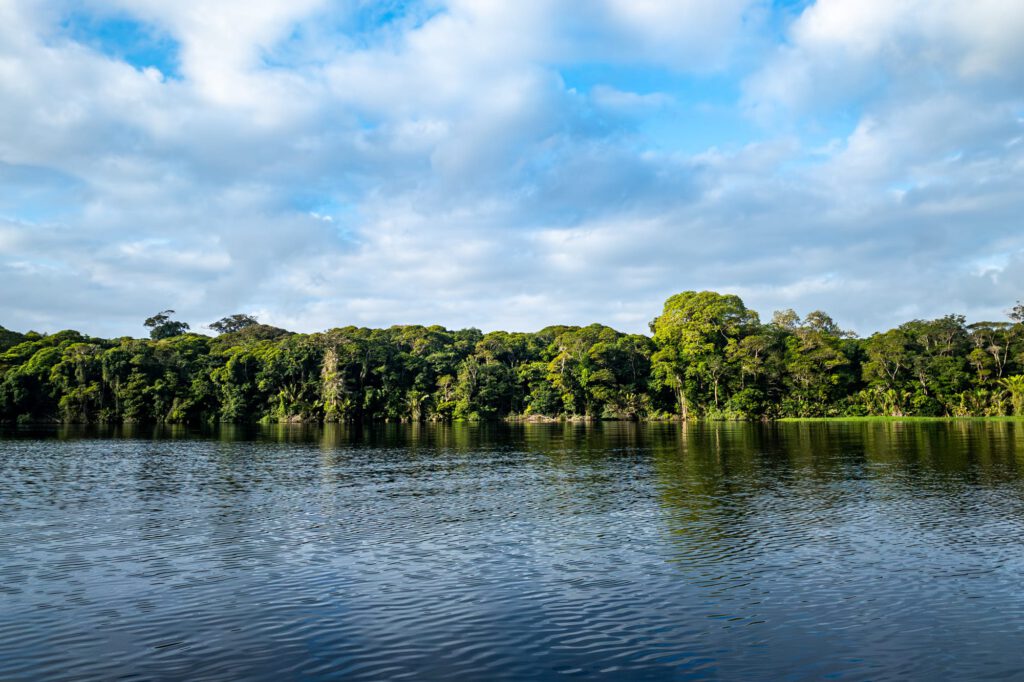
[1,0,1023,337]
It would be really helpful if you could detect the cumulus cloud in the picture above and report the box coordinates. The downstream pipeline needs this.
[0,0,1022,337]
[746,0,1024,115]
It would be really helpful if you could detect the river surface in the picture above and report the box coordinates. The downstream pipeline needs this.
[1,421,1024,680]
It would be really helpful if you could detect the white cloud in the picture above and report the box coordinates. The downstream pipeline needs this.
[590,86,673,114]
[746,0,1024,115]
[599,0,756,70]
[1,0,1023,338]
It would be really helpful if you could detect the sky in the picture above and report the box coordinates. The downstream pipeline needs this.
[1,0,1023,338]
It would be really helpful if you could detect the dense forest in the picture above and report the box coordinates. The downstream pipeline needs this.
[2,291,1024,424]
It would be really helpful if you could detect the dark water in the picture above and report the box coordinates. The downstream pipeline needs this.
[2,422,1024,680]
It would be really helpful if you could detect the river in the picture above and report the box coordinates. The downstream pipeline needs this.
[1,421,1023,680]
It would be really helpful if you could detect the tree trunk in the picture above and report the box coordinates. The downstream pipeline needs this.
[676,374,688,420]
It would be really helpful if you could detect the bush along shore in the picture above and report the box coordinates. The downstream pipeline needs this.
[2,292,1024,424]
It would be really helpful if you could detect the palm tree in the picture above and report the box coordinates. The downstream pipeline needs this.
[999,375,1024,415]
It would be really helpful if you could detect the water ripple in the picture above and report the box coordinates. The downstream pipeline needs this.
[1,421,1024,680]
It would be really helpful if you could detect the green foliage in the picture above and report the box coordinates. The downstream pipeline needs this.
[1000,375,1024,415]
[650,291,760,417]
[0,325,25,352]
[144,310,190,340]
[2,292,1023,423]
[208,314,259,334]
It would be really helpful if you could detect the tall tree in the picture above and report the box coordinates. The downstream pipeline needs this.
[651,291,759,417]
[209,314,259,334]
[144,310,190,340]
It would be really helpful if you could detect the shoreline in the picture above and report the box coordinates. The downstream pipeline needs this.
[5,415,1024,428]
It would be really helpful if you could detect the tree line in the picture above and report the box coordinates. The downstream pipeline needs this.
[2,291,1023,424]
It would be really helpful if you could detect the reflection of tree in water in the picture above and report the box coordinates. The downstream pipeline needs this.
[649,422,899,571]
[648,420,1024,577]
[649,422,785,569]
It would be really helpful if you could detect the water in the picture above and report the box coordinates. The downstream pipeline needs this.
[2,421,1024,680]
